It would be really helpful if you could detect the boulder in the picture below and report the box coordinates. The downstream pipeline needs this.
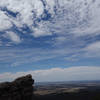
[0,74,34,100]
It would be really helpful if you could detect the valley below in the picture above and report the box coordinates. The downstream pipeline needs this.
[34,81,100,100]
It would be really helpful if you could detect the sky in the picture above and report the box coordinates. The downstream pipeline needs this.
[0,0,100,82]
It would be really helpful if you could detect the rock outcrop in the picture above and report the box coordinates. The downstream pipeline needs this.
[0,74,34,100]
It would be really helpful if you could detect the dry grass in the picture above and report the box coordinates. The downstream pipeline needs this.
[34,87,86,95]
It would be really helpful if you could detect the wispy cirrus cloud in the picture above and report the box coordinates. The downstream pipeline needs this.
[0,39,100,67]
[0,47,74,67]
[84,41,100,57]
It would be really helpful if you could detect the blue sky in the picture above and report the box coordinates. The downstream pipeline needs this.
[0,0,100,82]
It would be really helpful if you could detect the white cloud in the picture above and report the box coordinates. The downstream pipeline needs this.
[84,41,100,57]
[64,54,79,62]
[3,32,21,43]
[0,0,44,27]
[0,0,100,39]
[54,37,67,43]
[32,24,52,37]
[0,10,12,31]
[0,66,100,82]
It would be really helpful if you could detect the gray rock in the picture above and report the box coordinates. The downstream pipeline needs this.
[0,74,34,100]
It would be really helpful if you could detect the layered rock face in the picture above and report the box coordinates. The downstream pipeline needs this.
[0,74,34,100]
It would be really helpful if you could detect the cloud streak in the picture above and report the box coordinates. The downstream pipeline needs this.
[0,39,100,67]
[0,66,100,82]
[84,41,100,57]
[3,32,21,43]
